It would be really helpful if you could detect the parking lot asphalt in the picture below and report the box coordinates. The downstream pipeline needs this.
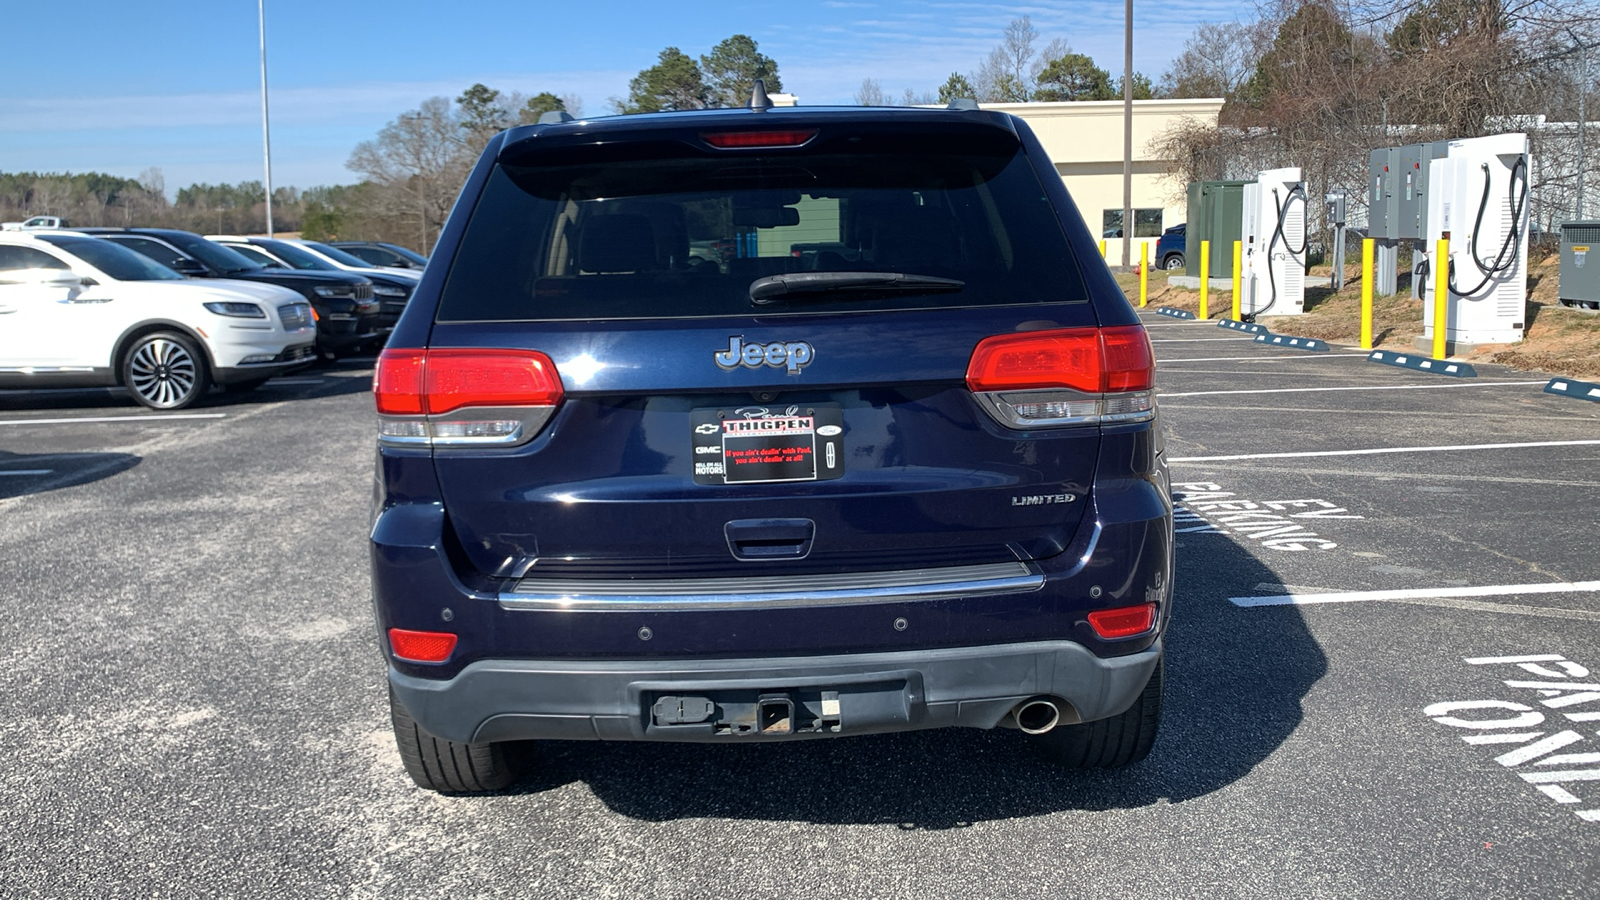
[2,328,1598,899]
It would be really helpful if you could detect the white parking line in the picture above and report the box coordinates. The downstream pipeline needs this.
[1234,581,1600,608]
[269,378,325,385]
[1160,380,1546,398]
[1169,438,1600,463]
[0,413,226,427]
[0,469,51,476]
[1158,354,1371,363]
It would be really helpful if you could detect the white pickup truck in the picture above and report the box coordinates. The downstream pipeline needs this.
[0,215,69,231]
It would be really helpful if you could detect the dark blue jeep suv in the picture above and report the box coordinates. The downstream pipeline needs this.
[370,96,1173,792]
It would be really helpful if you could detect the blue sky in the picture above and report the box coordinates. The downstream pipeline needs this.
[0,0,1238,194]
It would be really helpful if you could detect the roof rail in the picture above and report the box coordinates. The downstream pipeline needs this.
[945,98,980,111]
[537,110,575,125]
[750,78,773,111]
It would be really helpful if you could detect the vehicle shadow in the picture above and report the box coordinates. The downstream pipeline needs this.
[211,371,375,407]
[0,450,140,500]
[502,532,1328,826]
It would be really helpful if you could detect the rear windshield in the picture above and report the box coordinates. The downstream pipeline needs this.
[437,138,1086,321]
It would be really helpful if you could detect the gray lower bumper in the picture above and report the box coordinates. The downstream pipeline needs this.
[390,639,1162,744]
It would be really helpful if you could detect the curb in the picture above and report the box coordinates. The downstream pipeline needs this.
[1217,320,1268,334]
[1253,334,1330,352]
[1366,350,1477,378]
[1544,378,1600,403]
[1155,307,1197,320]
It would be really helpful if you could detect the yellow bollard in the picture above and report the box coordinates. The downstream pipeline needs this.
[1099,239,1107,259]
[1138,242,1149,307]
[1432,238,1450,359]
[1231,240,1242,321]
[1360,238,1374,349]
[1198,239,1210,319]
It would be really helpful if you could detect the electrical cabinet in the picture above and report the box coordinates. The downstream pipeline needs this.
[1419,132,1529,345]
[1368,148,1395,238]
[1559,221,1600,308]
[1240,167,1307,317]
[1185,180,1247,278]
[1392,141,1449,240]
[1369,142,1449,239]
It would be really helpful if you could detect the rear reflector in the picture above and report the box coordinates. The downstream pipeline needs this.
[1087,603,1157,639]
[387,628,458,663]
[702,129,818,149]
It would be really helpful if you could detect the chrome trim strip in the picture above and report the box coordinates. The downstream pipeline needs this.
[499,561,1043,611]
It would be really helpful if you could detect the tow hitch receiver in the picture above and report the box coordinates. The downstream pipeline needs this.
[647,688,855,736]
[757,694,794,735]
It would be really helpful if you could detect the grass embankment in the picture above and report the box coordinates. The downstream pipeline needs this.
[1113,253,1600,379]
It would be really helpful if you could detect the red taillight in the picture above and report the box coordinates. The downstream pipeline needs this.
[374,348,425,414]
[374,348,563,415]
[966,328,1103,394]
[1087,603,1157,639]
[965,325,1152,394]
[387,628,457,663]
[701,129,818,149]
[1100,325,1155,392]
[424,349,563,414]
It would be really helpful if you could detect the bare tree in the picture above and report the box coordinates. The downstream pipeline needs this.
[1158,23,1264,100]
[347,96,470,253]
[982,16,1039,101]
[855,78,887,106]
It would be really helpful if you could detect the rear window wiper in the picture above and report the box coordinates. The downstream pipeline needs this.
[749,272,964,305]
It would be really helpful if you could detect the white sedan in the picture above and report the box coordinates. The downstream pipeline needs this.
[0,232,316,409]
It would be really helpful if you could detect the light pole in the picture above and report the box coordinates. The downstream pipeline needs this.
[1120,0,1133,269]
[1572,29,1590,220]
[259,0,275,236]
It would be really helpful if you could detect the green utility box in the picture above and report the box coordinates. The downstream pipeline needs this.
[1185,180,1248,279]
[1559,221,1600,309]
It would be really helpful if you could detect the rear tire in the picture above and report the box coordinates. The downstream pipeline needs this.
[1032,659,1162,768]
[389,687,518,792]
[1163,254,1184,271]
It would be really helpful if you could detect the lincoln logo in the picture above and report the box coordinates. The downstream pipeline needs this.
[714,336,814,375]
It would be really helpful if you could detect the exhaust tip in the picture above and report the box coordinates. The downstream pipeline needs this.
[1014,698,1062,735]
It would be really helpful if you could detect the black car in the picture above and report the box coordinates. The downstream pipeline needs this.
[76,228,382,358]
[370,97,1172,792]
[329,241,428,270]
[1155,223,1185,270]
[209,235,412,342]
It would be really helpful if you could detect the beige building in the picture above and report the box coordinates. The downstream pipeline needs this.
[984,98,1226,266]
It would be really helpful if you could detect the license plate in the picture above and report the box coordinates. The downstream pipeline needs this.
[691,405,845,485]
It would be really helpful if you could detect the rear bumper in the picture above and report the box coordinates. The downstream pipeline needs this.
[390,639,1161,744]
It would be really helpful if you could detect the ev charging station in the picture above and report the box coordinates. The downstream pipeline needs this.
[1240,167,1308,319]
[1417,133,1530,346]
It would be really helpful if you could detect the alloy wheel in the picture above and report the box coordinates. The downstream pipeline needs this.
[128,338,199,408]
